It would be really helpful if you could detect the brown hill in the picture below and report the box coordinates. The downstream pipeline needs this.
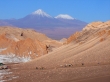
[0,26,62,61]
[0,26,51,41]
[67,21,110,44]
[6,21,110,82]
[83,21,110,30]
[0,37,47,59]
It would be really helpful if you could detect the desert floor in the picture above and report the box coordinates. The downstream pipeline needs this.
[2,63,110,82]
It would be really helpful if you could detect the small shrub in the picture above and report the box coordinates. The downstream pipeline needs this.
[36,67,38,69]
[82,63,84,66]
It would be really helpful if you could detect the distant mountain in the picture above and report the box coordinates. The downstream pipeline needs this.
[0,9,87,39]
[31,9,52,18]
[55,14,74,20]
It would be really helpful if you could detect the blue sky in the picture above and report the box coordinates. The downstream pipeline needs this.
[0,0,110,23]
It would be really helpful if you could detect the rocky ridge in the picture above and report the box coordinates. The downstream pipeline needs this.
[0,26,62,62]
[67,21,110,44]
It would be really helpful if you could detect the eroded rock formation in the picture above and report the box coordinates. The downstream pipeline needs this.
[67,21,110,44]
[0,26,62,61]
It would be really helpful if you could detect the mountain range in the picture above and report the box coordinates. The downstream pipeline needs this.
[0,9,87,39]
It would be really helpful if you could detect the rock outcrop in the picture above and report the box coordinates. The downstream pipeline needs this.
[0,37,47,59]
[67,32,81,44]
[67,21,110,44]
[0,33,47,59]
[0,26,62,62]
[83,21,110,30]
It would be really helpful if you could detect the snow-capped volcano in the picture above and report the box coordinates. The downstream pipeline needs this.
[0,9,87,39]
[32,9,52,18]
[55,14,74,20]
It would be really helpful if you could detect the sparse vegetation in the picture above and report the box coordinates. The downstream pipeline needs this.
[36,67,45,70]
